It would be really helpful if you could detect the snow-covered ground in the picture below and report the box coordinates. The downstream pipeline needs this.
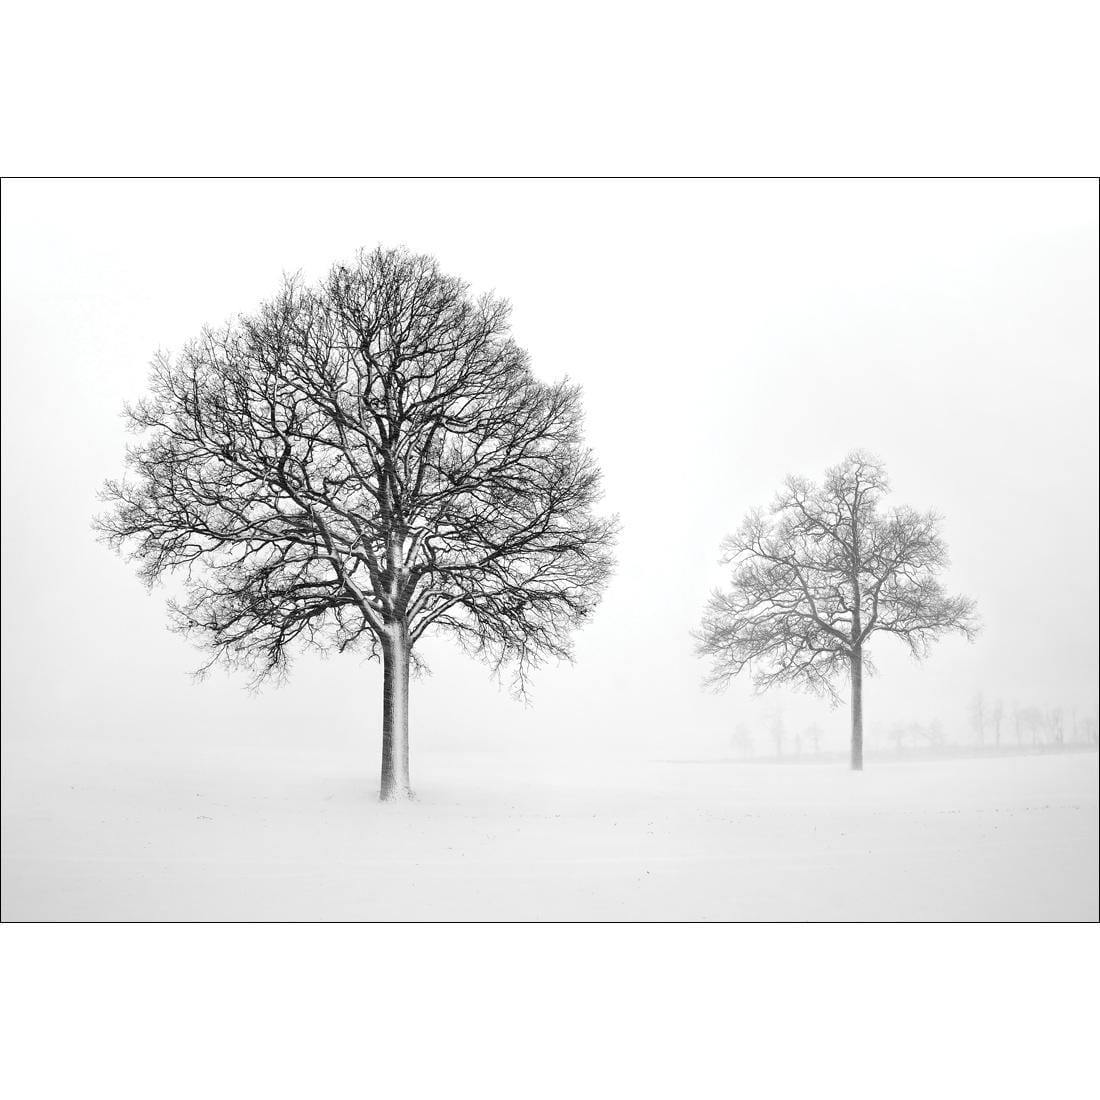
[3,739,1096,921]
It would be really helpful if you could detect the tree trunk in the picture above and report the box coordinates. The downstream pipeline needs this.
[379,622,412,801]
[850,646,864,771]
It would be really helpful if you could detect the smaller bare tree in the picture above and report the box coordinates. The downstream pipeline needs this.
[696,451,978,770]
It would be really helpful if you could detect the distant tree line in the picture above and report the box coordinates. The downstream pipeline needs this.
[973,694,1099,749]
[725,700,1097,760]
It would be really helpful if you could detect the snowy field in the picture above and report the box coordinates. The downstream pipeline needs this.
[3,738,1096,922]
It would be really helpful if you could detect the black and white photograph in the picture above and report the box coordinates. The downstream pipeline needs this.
[3,178,1096,924]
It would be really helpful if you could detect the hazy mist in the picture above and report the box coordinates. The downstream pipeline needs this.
[2,178,1097,766]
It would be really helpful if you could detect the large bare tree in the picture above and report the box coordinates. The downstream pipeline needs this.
[98,247,617,800]
[695,451,977,770]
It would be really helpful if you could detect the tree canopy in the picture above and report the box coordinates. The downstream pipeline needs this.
[98,247,617,796]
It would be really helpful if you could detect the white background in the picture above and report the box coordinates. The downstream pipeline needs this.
[2,0,1098,1097]
[1,1,1098,178]
[1,923,1097,1099]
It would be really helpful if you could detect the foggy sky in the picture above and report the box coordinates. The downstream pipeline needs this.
[2,179,1097,761]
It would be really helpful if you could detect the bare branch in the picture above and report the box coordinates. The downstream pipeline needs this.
[695,450,978,704]
[96,247,618,695]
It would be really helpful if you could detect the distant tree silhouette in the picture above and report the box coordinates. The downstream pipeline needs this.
[805,723,824,756]
[770,709,786,759]
[1019,706,1044,746]
[98,248,617,800]
[1012,702,1027,745]
[731,721,755,759]
[1083,714,1099,747]
[1048,707,1065,746]
[929,718,946,748]
[990,699,1004,748]
[696,452,978,770]
[888,722,908,754]
[913,719,946,750]
[970,693,986,746]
